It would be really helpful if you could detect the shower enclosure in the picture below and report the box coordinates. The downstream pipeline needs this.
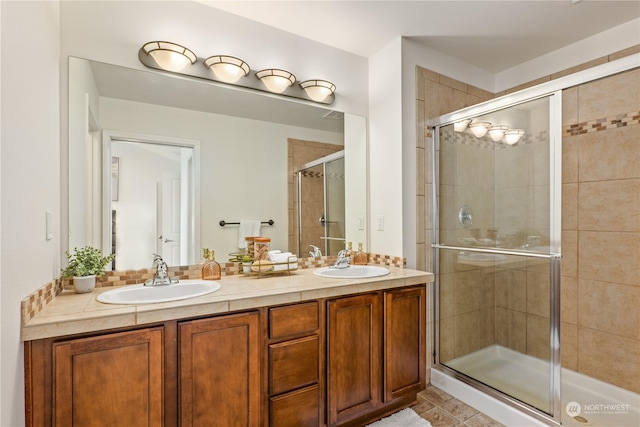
[297,151,345,257]
[431,93,563,423]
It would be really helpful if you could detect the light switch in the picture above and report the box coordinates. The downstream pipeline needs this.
[46,211,53,241]
[377,215,384,231]
[358,215,365,230]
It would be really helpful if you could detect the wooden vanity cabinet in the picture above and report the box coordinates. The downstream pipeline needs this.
[179,311,260,427]
[266,301,322,427]
[25,326,167,427]
[326,286,426,426]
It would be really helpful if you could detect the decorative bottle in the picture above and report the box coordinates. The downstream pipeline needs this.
[345,241,353,259]
[202,250,221,280]
[353,243,368,265]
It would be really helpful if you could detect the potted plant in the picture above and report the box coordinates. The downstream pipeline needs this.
[61,246,115,293]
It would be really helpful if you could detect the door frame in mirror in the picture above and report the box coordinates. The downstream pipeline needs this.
[102,130,201,269]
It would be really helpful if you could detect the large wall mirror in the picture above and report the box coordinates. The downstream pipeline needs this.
[68,57,367,271]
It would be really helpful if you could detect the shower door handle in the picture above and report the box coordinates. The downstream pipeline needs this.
[319,215,326,225]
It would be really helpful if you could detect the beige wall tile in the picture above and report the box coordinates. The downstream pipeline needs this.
[439,273,455,319]
[417,147,426,196]
[551,56,608,80]
[562,87,578,127]
[579,179,640,232]
[495,268,527,312]
[561,276,578,325]
[526,270,550,319]
[418,66,439,83]
[455,310,485,357]
[578,327,640,393]
[609,44,640,61]
[578,279,640,340]
[526,314,550,360]
[506,76,551,94]
[561,322,578,371]
[562,183,578,230]
[562,136,579,183]
[561,230,577,278]
[579,126,640,182]
[579,231,640,286]
[578,68,640,122]
[439,316,455,363]
[439,74,467,92]
[425,80,455,120]
[417,195,426,244]
[467,85,494,101]
[454,270,484,315]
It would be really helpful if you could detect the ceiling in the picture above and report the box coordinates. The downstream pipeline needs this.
[200,0,640,73]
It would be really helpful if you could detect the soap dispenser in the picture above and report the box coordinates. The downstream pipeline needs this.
[202,249,221,280]
[353,243,368,265]
[345,241,353,259]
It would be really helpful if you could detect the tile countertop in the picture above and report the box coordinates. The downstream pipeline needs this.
[22,267,433,342]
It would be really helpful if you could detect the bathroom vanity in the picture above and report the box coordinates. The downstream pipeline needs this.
[23,267,432,427]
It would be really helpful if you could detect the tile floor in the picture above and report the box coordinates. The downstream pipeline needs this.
[410,385,505,427]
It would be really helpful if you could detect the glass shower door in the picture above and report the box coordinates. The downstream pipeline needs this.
[433,94,561,419]
[298,153,345,257]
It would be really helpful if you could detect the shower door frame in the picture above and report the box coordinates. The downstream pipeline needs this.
[430,90,563,424]
[297,150,346,257]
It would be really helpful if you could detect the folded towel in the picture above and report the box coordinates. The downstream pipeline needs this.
[238,220,261,249]
[269,252,295,263]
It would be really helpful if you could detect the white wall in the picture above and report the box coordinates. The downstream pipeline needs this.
[368,38,404,257]
[0,2,60,426]
[99,97,343,261]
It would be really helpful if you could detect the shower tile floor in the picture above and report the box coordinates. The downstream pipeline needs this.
[411,385,505,427]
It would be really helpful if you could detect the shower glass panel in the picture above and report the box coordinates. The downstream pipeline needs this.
[434,95,561,419]
[298,153,345,257]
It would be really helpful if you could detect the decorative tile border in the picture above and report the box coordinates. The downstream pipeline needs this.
[21,253,406,325]
[564,110,640,136]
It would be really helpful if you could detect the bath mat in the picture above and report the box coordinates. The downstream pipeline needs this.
[366,408,433,427]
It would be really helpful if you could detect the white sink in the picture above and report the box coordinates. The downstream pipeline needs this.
[313,265,390,279]
[97,280,221,305]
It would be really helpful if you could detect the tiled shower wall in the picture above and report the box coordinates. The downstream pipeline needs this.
[287,139,342,256]
[417,45,640,392]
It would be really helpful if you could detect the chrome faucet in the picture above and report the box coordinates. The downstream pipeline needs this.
[144,254,178,286]
[330,250,351,269]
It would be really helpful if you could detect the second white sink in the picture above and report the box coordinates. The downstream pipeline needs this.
[97,280,221,305]
[313,265,390,279]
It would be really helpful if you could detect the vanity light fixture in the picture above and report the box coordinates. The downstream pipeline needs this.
[488,125,510,142]
[503,129,526,145]
[300,79,336,102]
[469,121,491,138]
[141,41,197,72]
[256,69,296,93]
[204,55,250,83]
[453,119,471,132]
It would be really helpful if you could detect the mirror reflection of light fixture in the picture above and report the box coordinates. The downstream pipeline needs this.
[469,121,491,138]
[504,129,526,145]
[142,41,196,72]
[454,119,471,132]
[256,69,296,93]
[204,55,250,83]
[300,79,336,102]
[488,125,509,142]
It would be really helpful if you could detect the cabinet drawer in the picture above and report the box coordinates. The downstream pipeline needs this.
[269,301,319,339]
[270,384,319,427]
[269,335,319,395]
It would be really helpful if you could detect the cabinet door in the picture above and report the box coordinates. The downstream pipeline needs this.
[327,293,382,426]
[384,286,426,401]
[179,311,260,427]
[53,327,164,427]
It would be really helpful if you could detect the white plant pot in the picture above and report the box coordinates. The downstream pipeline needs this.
[73,275,96,294]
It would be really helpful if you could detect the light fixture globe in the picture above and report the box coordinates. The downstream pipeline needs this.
[453,119,471,132]
[300,79,336,102]
[204,55,250,83]
[504,129,526,145]
[488,125,509,142]
[469,121,491,138]
[256,69,296,93]
[142,41,196,72]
